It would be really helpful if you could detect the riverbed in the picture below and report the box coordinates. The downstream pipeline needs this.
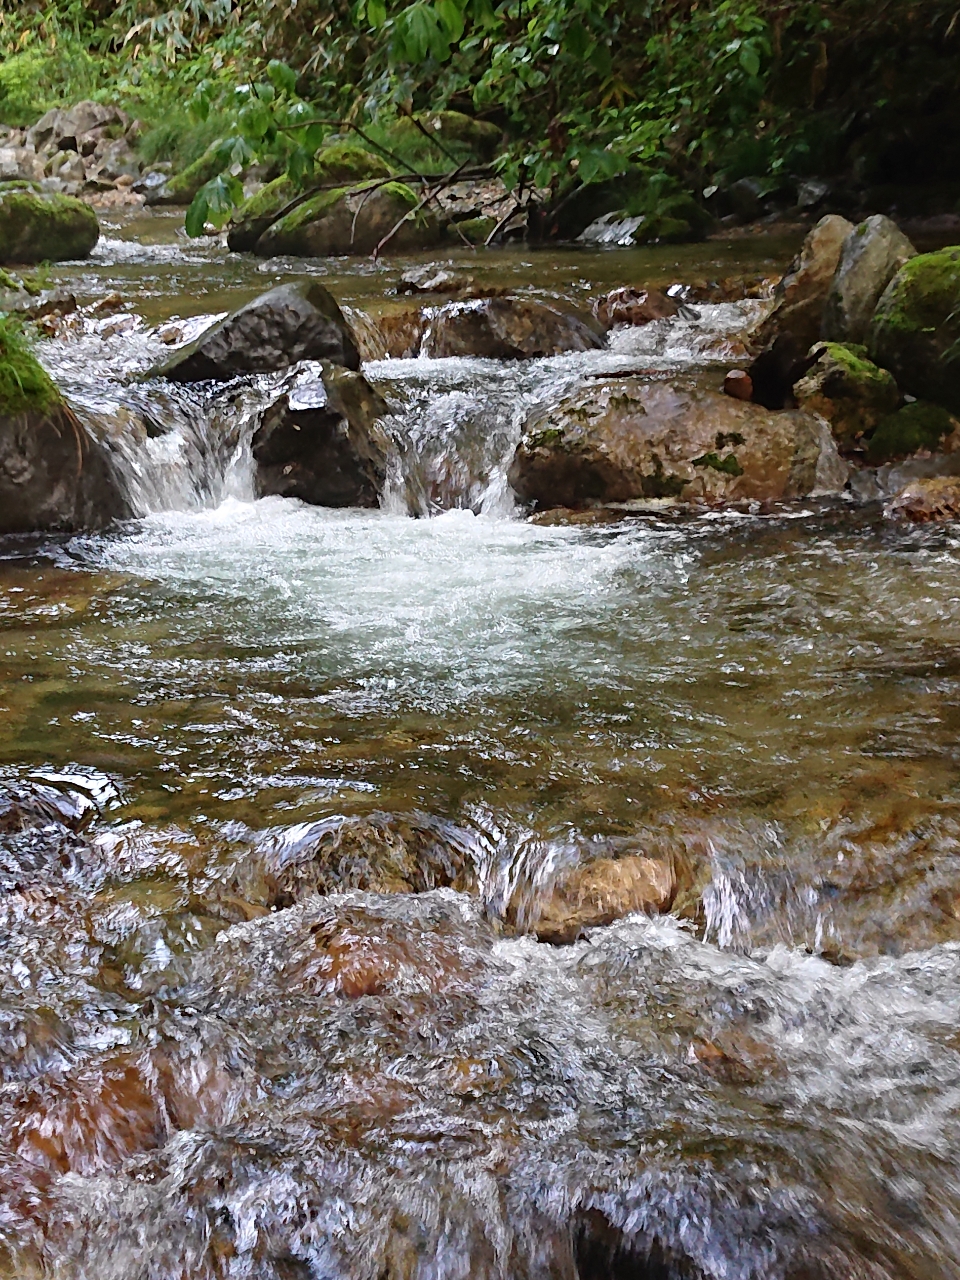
[2,215,960,1279]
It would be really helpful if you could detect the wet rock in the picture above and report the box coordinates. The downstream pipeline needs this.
[723,369,753,400]
[397,264,476,296]
[751,214,854,357]
[533,855,675,944]
[821,215,916,344]
[421,296,603,359]
[528,506,625,526]
[509,376,848,509]
[255,182,442,258]
[145,142,224,206]
[885,475,960,522]
[594,287,680,328]
[160,281,360,382]
[793,342,900,453]
[252,365,390,507]
[0,187,99,265]
[26,102,131,155]
[864,400,960,464]
[0,401,128,534]
[227,143,392,251]
[867,246,960,414]
[376,306,425,358]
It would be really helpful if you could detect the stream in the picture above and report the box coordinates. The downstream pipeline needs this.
[2,212,960,1280]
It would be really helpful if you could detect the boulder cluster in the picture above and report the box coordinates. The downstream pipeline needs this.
[0,102,142,196]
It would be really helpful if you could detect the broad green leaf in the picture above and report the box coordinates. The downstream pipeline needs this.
[266,60,298,96]
[185,192,209,239]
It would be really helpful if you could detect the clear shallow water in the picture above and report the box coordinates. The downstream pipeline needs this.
[5,217,960,1278]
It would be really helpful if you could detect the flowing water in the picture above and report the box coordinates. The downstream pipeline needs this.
[3,214,960,1279]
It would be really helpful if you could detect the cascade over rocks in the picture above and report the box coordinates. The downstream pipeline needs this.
[421,296,603,359]
[532,855,676,944]
[160,281,360,381]
[252,364,390,507]
[594,287,681,328]
[867,246,960,414]
[821,215,916,345]
[509,376,848,509]
[0,187,99,265]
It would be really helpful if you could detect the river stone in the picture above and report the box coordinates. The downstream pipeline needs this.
[509,376,848,509]
[255,183,441,258]
[161,281,360,381]
[750,214,854,357]
[26,102,130,153]
[0,403,128,533]
[867,246,960,414]
[533,855,675,945]
[252,364,390,507]
[821,215,916,344]
[886,475,960,522]
[793,342,899,453]
[0,188,99,264]
[594,287,680,328]
[421,297,603,359]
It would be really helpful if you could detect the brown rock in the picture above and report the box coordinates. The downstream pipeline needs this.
[509,375,849,510]
[534,855,675,944]
[750,214,854,356]
[594,287,680,328]
[421,296,603,359]
[885,476,960,522]
[723,369,753,400]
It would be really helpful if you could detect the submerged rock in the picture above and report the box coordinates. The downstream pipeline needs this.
[161,281,360,381]
[821,214,916,345]
[0,187,99,264]
[509,376,848,509]
[750,214,854,360]
[533,855,675,944]
[594,287,680,328]
[867,245,960,414]
[252,364,390,507]
[255,182,441,258]
[421,296,603,359]
[793,342,900,453]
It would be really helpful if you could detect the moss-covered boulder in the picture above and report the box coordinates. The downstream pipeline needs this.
[0,318,127,532]
[0,187,99,264]
[145,142,224,206]
[255,182,441,258]
[386,111,501,163]
[867,246,960,414]
[793,342,900,453]
[226,144,392,252]
[865,400,960,463]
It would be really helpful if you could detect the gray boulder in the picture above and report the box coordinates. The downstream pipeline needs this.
[421,297,603,359]
[161,282,361,382]
[751,214,854,356]
[252,366,390,507]
[821,215,916,344]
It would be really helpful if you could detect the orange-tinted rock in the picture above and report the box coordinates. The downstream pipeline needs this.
[886,475,960,522]
[723,369,753,401]
[534,855,675,944]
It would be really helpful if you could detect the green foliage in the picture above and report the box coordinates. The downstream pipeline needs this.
[0,314,60,415]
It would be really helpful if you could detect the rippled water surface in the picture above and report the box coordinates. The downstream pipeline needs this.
[4,216,960,1279]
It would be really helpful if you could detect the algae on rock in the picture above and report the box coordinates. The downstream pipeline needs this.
[0,187,99,265]
[793,342,899,453]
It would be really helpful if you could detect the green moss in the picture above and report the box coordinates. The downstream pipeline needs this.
[0,315,60,415]
[692,451,744,476]
[866,401,957,462]
[528,427,564,448]
[162,143,226,203]
[380,181,418,209]
[0,190,99,266]
[273,186,349,233]
[314,142,391,184]
[235,176,297,224]
[452,216,497,244]
[386,111,500,163]
[870,248,960,336]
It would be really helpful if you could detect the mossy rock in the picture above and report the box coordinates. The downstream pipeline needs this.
[0,315,60,414]
[449,215,497,244]
[0,188,99,265]
[793,342,899,451]
[255,181,441,258]
[866,401,959,463]
[147,142,225,206]
[867,246,960,414]
[314,141,391,184]
[385,111,501,163]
